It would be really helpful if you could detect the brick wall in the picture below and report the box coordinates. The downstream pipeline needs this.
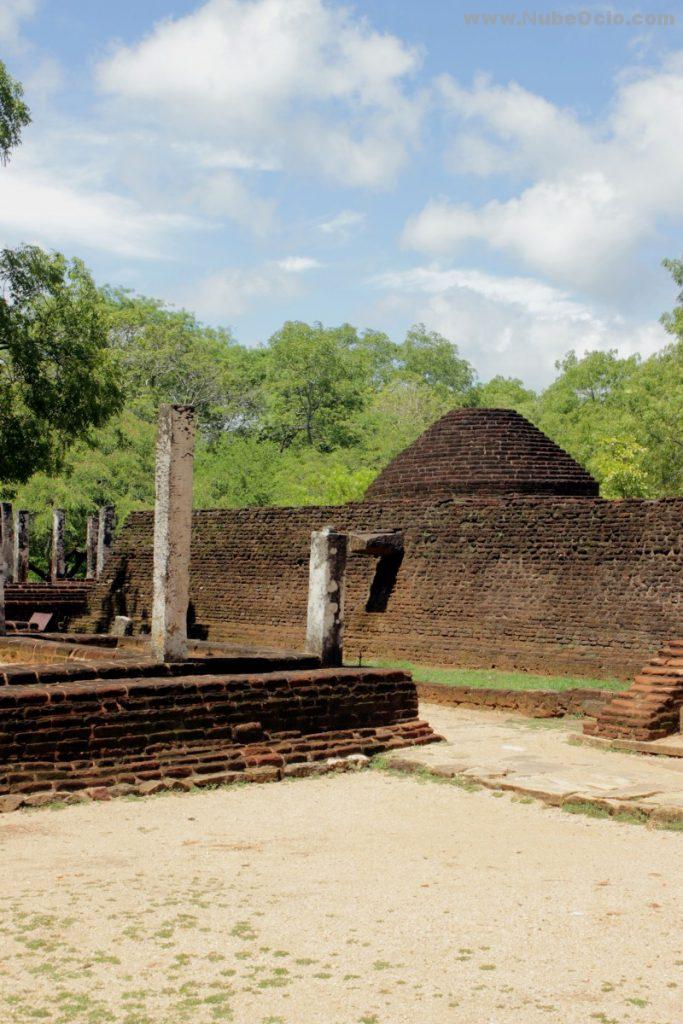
[0,666,438,809]
[75,496,683,681]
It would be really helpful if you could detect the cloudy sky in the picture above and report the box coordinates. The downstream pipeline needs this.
[2,0,682,385]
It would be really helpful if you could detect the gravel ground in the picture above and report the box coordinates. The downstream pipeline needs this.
[1,766,681,1024]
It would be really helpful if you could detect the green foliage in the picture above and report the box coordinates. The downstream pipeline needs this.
[0,246,123,485]
[0,60,31,164]
[7,258,683,575]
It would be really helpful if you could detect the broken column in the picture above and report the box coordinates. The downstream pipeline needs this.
[96,505,116,577]
[1,502,14,583]
[13,511,29,584]
[86,514,98,580]
[51,509,66,581]
[305,527,347,667]
[151,404,195,663]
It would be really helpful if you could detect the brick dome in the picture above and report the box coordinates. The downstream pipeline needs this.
[364,408,599,501]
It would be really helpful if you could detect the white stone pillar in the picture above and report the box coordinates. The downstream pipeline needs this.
[1,502,14,583]
[96,505,116,577]
[13,510,29,584]
[0,569,5,636]
[51,509,66,581]
[86,514,98,580]
[305,527,347,667]
[151,404,195,663]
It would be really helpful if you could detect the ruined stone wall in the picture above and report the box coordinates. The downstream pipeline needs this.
[74,497,683,680]
[0,666,436,809]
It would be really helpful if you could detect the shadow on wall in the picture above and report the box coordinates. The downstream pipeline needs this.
[365,551,404,613]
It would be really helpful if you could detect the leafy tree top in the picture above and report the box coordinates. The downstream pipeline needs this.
[0,60,31,164]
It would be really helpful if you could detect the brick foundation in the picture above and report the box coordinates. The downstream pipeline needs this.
[417,682,613,719]
[584,640,683,740]
[0,664,439,811]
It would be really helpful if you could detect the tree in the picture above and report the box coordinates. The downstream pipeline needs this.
[102,288,259,439]
[261,321,369,450]
[0,246,123,484]
[0,60,31,164]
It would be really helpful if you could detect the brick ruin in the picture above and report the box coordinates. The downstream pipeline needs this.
[0,405,439,811]
[0,406,681,808]
[77,409,682,683]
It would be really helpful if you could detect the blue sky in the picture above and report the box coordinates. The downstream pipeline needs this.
[1,0,682,385]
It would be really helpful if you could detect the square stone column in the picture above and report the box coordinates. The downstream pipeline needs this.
[51,509,66,582]
[96,505,116,577]
[151,404,195,663]
[13,511,29,584]
[1,502,14,583]
[85,515,97,580]
[305,527,347,667]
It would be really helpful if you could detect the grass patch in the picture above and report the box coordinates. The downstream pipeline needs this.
[371,660,625,693]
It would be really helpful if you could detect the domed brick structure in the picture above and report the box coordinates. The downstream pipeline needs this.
[363,408,599,501]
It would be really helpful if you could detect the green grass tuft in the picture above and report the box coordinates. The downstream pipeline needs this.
[371,660,625,693]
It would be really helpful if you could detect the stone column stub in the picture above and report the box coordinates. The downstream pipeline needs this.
[96,505,116,578]
[151,404,195,663]
[51,509,66,582]
[1,502,14,583]
[305,526,347,667]
[14,510,29,584]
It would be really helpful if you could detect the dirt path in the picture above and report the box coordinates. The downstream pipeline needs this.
[1,759,681,1024]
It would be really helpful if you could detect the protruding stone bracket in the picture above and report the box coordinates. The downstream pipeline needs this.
[348,530,404,558]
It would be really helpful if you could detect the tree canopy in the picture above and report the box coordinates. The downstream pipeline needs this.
[0,59,30,165]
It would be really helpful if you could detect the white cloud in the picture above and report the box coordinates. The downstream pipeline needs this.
[96,0,423,187]
[318,209,366,237]
[0,162,195,259]
[190,172,276,236]
[406,56,683,297]
[188,260,310,318]
[275,256,321,272]
[372,265,667,386]
[0,0,38,46]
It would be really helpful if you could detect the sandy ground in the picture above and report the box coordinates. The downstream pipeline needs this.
[1,749,682,1024]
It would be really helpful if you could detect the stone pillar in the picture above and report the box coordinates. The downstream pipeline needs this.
[13,510,29,584]
[1,502,14,583]
[51,509,66,581]
[86,515,98,580]
[305,527,347,667]
[96,505,116,578]
[151,404,195,663]
[0,568,5,636]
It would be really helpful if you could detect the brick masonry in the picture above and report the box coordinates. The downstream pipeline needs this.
[417,682,612,719]
[0,665,439,811]
[585,640,683,740]
[364,408,599,500]
[75,496,683,681]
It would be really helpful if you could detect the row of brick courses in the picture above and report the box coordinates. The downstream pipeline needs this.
[0,667,438,809]
[416,683,613,719]
[74,495,683,680]
[364,409,599,500]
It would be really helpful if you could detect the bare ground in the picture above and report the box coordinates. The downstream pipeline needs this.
[1,752,681,1024]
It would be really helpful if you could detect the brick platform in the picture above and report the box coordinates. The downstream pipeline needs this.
[0,663,439,811]
[584,640,683,741]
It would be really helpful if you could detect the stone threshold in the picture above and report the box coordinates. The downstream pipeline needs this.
[574,730,683,759]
